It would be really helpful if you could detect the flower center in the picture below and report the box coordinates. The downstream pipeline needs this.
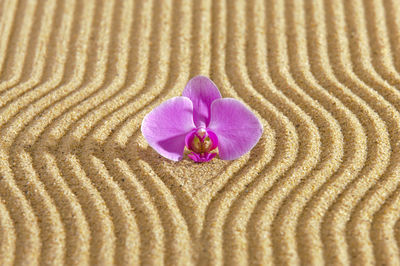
[186,128,218,162]
[191,135,213,154]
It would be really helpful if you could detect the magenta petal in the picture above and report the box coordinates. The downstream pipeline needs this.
[182,76,222,128]
[141,97,196,161]
[208,98,263,160]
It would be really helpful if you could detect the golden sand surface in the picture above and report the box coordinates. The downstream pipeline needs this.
[0,0,400,265]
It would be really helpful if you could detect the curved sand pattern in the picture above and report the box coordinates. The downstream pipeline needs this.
[0,0,400,265]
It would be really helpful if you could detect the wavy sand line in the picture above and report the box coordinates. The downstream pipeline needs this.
[297,1,370,265]
[264,0,347,264]
[0,1,68,264]
[18,3,95,264]
[0,0,37,93]
[0,149,41,265]
[371,186,400,264]
[223,1,326,264]
[137,160,193,265]
[114,158,164,265]
[322,0,395,260]
[88,156,139,265]
[306,0,388,264]
[62,0,195,263]
[340,1,399,264]
[41,1,119,263]
[278,0,368,264]
[6,2,78,261]
[65,1,138,260]
[341,1,400,265]
[0,0,56,109]
[0,196,15,265]
[199,1,297,264]
[11,149,65,265]
[35,150,91,265]
[383,0,400,73]
[0,0,18,76]
[3,0,113,264]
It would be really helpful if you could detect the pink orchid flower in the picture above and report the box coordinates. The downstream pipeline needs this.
[141,76,263,162]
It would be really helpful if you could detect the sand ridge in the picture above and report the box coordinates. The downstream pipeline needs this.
[0,0,400,265]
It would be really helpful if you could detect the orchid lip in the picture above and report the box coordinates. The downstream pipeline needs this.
[188,152,217,163]
[185,128,218,162]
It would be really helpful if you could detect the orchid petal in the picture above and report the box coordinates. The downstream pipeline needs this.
[208,98,263,160]
[182,76,222,127]
[141,97,196,161]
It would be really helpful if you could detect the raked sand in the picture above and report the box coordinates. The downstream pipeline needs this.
[0,0,400,265]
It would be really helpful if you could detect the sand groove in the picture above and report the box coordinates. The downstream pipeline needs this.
[0,0,399,265]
